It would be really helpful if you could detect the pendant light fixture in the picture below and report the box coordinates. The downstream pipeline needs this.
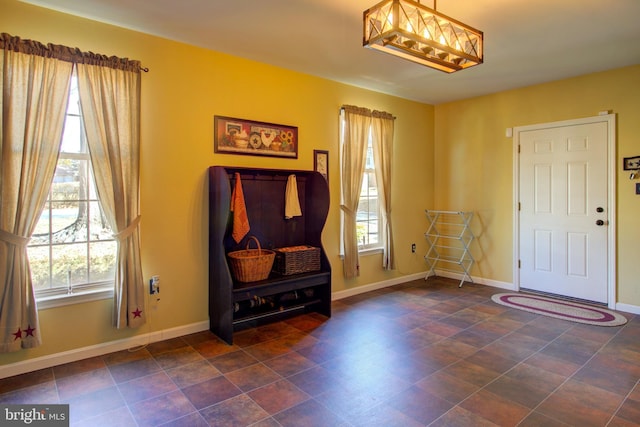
[363,0,483,73]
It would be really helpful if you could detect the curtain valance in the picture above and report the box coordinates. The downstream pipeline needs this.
[0,33,147,72]
[341,104,395,120]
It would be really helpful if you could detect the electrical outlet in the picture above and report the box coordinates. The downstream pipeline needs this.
[150,275,160,294]
[411,243,416,253]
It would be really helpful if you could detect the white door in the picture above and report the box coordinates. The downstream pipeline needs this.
[518,118,611,303]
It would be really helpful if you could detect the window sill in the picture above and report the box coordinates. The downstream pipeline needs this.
[37,288,113,310]
[339,247,383,259]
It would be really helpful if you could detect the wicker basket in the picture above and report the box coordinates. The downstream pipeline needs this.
[272,245,321,275]
[228,236,276,282]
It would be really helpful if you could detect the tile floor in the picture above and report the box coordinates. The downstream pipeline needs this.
[1,277,640,426]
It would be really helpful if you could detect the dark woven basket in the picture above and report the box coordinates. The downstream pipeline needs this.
[272,245,321,275]
[228,236,275,282]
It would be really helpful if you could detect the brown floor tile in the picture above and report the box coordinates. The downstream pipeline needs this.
[53,356,106,379]
[564,322,622,344]
[145,337,188,355]
[152,346,204,370]
[225,363,281,392]
[107,356,161,384]
[483,331,547,362]
[128,390,195,427]
[571,354,640,395]
[385,385,454,425]
[56,367,114,401]
[159,411,209,427]
[0,381,59,404]
[117,371,178,404]
[66,386,125,424]
[539,333,602,365]
[441,358,502,388]
[165,359,221,388]
[504,362,567,393]
[199,393,270,426]
[517,411,573,427]
[181,376,241,410]
[101,347,152,366]
[180,330,220,346]
[523,352,582,377]
[484,375,550,409]
[72,406,136,427]
[615,396,640,425]
[286,365,341,397]
[262,351,316,377]
[190,337,239,358]
[416,371,479,405]
[273,398,349,427]
[0,368,53,394]
[208,349,258,373]
[429,406,500,427]
[460,389,530,426]
[350,401,425,427]
[465,349,520,374]
[248,378,310,414]
[243,337,296,361]
[419,319,465,337]
[536,380,624,426]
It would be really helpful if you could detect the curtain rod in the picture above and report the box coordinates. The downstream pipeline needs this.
[1,33,149,73]
[340,105,396,120]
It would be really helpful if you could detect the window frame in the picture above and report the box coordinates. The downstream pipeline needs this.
[29,71,115,308]
[339,113,383,255]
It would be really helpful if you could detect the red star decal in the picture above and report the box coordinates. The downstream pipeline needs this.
[13,328,22,341]
[25,325,36,337]
[132,308,143,318]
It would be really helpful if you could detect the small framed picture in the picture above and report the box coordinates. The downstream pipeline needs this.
[623,156,640,170]
[314,150,329,182]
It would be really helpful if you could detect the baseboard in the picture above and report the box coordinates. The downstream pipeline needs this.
[432,270,516,291]
[331,270,516,301]
[331,272,428,300]
[0,321,210,379]
[615,302,640,315]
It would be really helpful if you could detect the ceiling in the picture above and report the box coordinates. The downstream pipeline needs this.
[22,0,640,105]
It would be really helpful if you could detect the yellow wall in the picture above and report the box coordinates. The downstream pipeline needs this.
[1,0,434,365]
[3,0,638,369]
[434,65,640,305]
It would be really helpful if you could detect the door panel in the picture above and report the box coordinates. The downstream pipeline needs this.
[519,121,608,303]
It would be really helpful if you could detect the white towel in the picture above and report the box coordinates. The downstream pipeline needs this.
[285,174,302,219]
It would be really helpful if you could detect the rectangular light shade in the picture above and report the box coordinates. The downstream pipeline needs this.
[363,0,483,73]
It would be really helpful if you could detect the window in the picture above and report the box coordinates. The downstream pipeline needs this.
[357,138,380,250]
[27,72,116,303]
[340,115,382,252]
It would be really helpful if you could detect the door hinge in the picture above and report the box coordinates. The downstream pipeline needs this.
[518,260,521,268]
[518,202,521,211]
[518,144,521,153]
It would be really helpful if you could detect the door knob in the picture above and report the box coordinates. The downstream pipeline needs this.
[596,220,605,226]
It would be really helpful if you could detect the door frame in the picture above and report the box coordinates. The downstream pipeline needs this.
[512,114,617,308]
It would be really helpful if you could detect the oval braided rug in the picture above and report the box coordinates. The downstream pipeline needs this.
[491,293,627,326]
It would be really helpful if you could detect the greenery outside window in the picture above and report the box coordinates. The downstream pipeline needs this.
[28,72,116,305]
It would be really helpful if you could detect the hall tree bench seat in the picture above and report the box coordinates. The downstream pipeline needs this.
[208,166,331,344]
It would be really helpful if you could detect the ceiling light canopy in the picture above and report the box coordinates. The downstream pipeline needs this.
[363,0,483,73]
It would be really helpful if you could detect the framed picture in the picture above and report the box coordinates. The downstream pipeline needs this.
[314,150,329,182]
[623,156,640,170]
[214,115,298,159]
